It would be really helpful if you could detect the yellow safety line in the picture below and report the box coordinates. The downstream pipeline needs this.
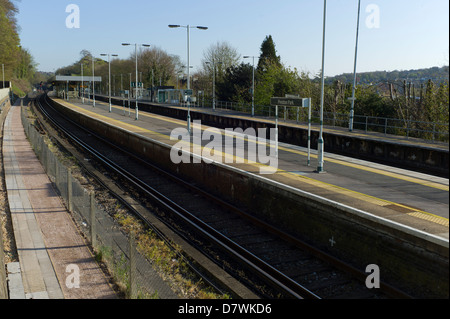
[57,99,450,226]
[407,212,449,227]
[277,145,448,191]
[279,170,449,226]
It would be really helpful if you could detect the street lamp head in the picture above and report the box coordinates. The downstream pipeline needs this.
[142,44,151,47]
[122,43,131,46]
[243,56,250,58]
[112,54,118,57]
[100,54,107,56]
[168,24,181,28]
[196,26,208,30]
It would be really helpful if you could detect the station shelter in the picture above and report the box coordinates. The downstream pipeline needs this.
[156,88,197,104]
[53,75,102,100]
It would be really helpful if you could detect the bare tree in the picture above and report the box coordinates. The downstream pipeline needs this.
[200,41,241,81]
[135,47,178,87]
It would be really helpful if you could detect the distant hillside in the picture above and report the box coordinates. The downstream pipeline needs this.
[326,66,449,85]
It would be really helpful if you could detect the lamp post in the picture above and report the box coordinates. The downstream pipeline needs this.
[80,62,90,103]
[205,60,222,111]
[349,0,361,132]
[243,56,256,117]
[169,24,208,133]
[113,74,116,97]
[120,73,124,112]
[122,43,150,120]
[317,0,327,173]
[2,64,5,89]
[100,53,118,112]
[128,73,132,116]
[81,63,84,103]
[92,56,96,107]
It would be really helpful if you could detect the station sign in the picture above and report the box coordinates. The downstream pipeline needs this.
[270,97,310,107]
[131,82,143,88]
[270,97,304,107]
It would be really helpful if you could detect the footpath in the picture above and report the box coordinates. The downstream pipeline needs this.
[2,100,116,299]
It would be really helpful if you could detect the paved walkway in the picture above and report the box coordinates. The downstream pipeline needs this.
[3,101,116,299]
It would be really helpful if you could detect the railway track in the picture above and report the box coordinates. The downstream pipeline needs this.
[33,94,399,299]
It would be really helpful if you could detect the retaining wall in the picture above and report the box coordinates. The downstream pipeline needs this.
[0,89,10,103]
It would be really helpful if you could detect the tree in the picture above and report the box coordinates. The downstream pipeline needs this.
[0,0,18,32]
[15,47,36,80]
[273,67,302,98]
[216,62,253,103]
[257,35,281,74]
[201,41,240,81]
[0,4,21,79]
[254,61,279,106]
[198,42,241,100]
[1,1,39,95]
[137,47,177,87]
[354,85,390,118]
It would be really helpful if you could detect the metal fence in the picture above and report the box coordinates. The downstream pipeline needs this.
[177,98,449,142]
[21,105,177,299]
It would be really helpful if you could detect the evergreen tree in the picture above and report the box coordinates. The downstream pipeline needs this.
[216,62,253,103]
[257,35,281,74]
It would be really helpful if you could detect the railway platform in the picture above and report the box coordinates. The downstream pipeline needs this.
[52,97,449,239]
[2,100,117,299]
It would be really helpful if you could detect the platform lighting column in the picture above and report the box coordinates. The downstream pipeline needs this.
[92,56,96,107]
[121,74,125,113]
[152,69,155,102]
[81,63,84,103]
[205,60,222,111]
[349,0,361,132]
[2,64,5,89]
[135,44,138,107]
[129,73,132,116]
[101,53,118,112]
[243,56,256,117]
[317,0,327,173]
[113,74,116,97]
[168,24,208,133]
[122,43,150,120]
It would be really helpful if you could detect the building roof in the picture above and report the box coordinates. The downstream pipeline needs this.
[55,75,102,82]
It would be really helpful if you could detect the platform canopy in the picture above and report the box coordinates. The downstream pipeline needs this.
[55,75,102,82]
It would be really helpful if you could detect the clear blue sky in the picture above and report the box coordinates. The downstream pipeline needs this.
[16,0,449,76]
